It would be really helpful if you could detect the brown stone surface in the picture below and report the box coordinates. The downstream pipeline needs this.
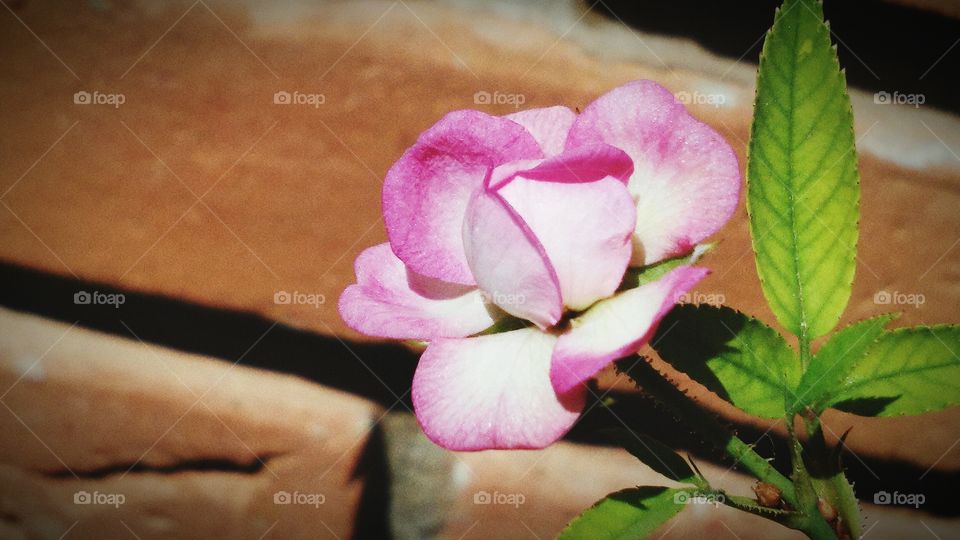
[4,0,957,470]
[0,307,380,539]
[2,308,956,539]
[1,2,957,340]
[0,0,958,537]
[888,0,960,19]
[447,442,959,539]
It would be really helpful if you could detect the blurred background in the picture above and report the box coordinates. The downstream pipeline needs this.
[0,0,958,538]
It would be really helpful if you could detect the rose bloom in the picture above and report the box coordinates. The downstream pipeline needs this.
[339,80,740,450]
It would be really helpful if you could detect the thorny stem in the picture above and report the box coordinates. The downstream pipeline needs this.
[721,493,800,524]
[793,335,845,539]
[788,421,839,540]
[622,359,798,506]
[624,355,861,538]
[725,435,798,507]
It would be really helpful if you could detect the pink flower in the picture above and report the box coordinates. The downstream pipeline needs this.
[339,80,741,450]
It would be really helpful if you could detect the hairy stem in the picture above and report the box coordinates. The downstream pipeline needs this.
[619,359,797,506]
[788,424,838,540]
[725,436,798,506]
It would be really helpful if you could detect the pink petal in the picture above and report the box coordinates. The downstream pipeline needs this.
[462,188,563,328]
[498,175,636,310]
[412,328,586,450]
[550,266,709,393]
[338,243,499,340]
[487,144,632,191]
[505,106,576,157]
[505,144,634,185]
[383,110,544,284]
[567,80,741,266]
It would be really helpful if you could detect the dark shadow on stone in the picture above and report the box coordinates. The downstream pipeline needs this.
[0,261,417,408]
[568,371,960,517]
[598,0,959,114]
[351,420,392,540]
[650,304,748,405]
[833,396,900,417]
[1,262,957,517]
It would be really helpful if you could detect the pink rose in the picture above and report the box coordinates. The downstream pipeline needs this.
[339,80,741,450]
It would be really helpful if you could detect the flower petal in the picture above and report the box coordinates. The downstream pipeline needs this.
[505,106,576,156]
[498,175,636,310]
[487,144,632,191]
[338,243,499,339]
[383,110,544,284]
[412,328,585,450]
[550,266,709,393]
[567,80,741,266]
[462,188,563,328]
[508,144,634,185]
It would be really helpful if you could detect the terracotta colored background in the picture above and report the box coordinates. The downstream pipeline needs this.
[1,0,958,538]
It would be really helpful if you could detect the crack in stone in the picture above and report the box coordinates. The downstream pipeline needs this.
[41,453,280,480]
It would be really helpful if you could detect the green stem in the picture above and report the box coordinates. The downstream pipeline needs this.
[725,435,798,506]
[803,419,863,539]
[724,494,791,516]
[802,412,821,439]
[799,330,812,371]
[620,359,797,506]
[722,493,804,527]
[788,425,838,540]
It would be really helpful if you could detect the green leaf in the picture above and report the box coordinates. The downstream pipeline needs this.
[828,325,960,416]
[653,305,800,419]
[558,487,686,540]
[747,0,859,340]
[791,314,898,413]
[619,244,712,291]
[603,428,698,486]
